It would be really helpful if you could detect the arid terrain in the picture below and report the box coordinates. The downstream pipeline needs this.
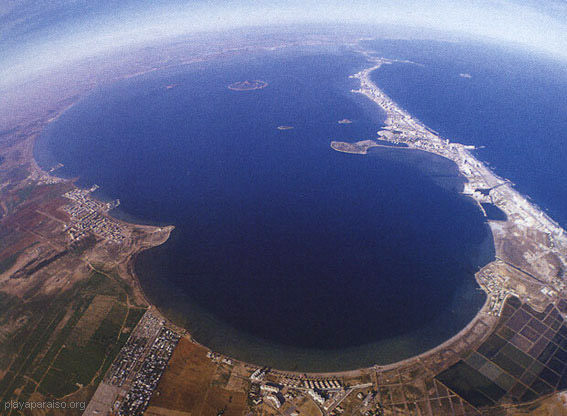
[1,36,567,416]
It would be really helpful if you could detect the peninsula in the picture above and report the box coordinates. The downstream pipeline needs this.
[343,51,567,314]
[330,139,379,154]
[85,51,567,415]
[3,36,567,416]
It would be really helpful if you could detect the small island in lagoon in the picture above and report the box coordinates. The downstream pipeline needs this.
[228,80,268,91]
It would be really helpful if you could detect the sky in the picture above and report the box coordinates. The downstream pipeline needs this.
[2,0,567,87]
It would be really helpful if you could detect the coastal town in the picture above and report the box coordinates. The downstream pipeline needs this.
[84,311,181,416]
[63,185,125,244]
[334,53,567,319]
[3,34,567,415]
[216,53,567,415]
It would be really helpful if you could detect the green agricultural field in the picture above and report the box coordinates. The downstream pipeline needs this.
[0,270,146,414]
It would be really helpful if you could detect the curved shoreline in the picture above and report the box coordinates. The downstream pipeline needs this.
[348,51,567,311]
[314,48,567,374]
[120,54,495,372]
[24,45,567,380]
[3,35,567,416]
[353,54,567,242]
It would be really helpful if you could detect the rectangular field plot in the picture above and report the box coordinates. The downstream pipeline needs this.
[436,298,567,410]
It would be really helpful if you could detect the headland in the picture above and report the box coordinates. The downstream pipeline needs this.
[2,36,567,415]
[343,51,567,313]
[330,139,378,154]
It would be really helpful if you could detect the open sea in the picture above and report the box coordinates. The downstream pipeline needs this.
[35,41,563,371]
[365,39,567,229]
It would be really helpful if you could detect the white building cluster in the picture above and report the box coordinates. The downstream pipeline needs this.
[63,185,125,243]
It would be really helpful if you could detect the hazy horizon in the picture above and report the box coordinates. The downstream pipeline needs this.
[2,0,567,87]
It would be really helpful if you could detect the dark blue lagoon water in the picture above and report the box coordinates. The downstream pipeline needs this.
[35,47,492,371]
[365,39,567,228]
